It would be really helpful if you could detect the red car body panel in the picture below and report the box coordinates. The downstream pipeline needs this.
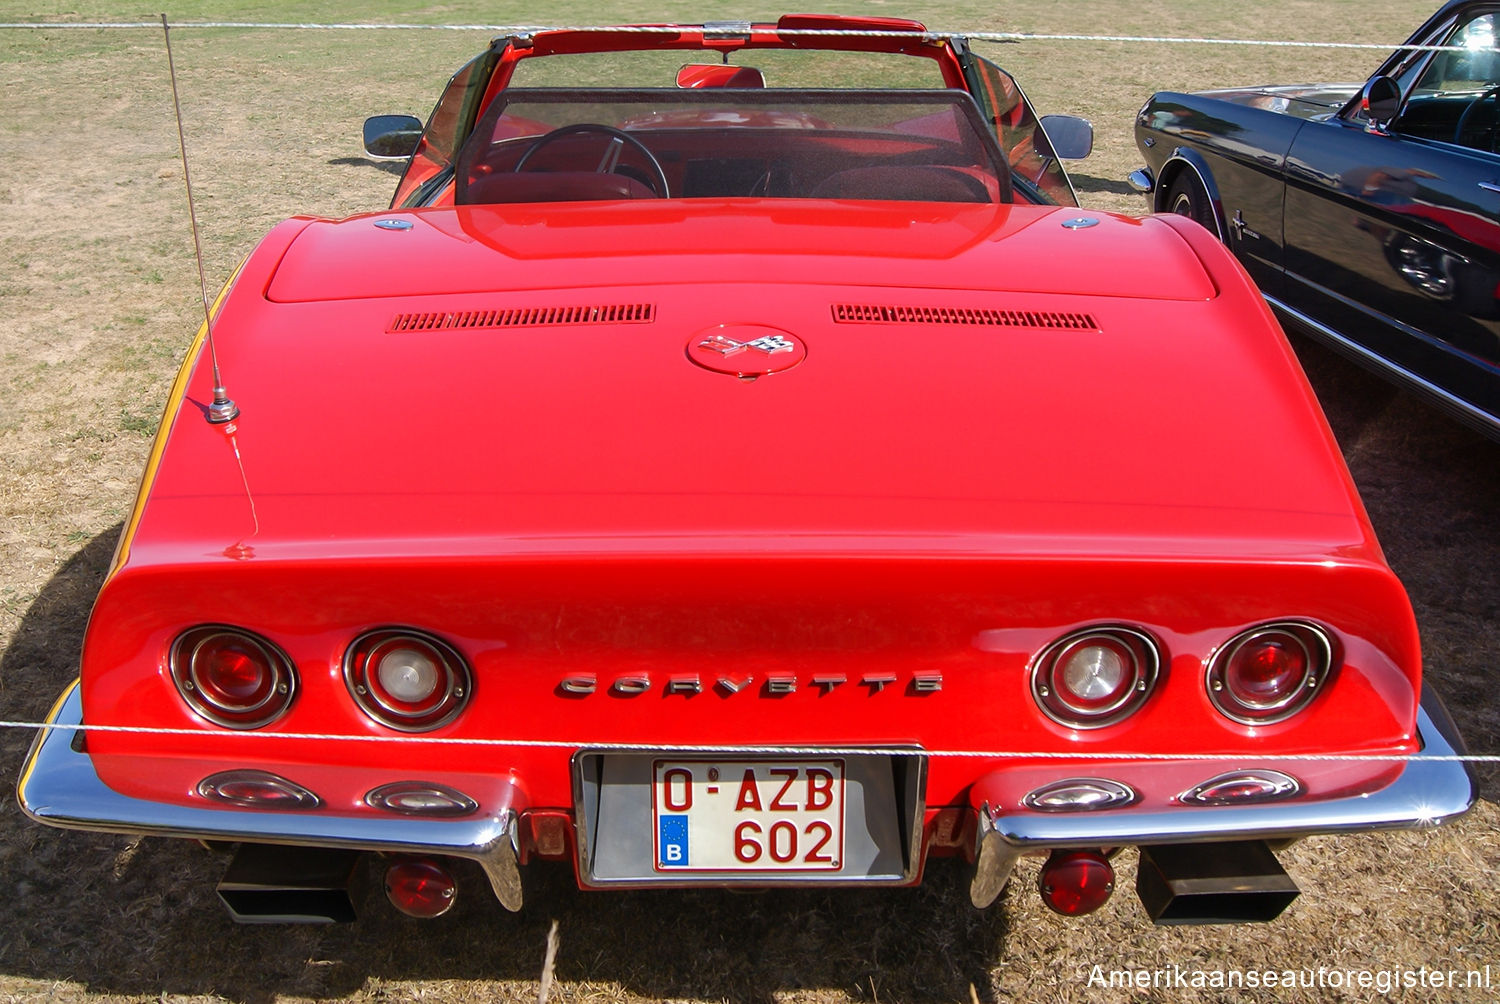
[80,202,1416,815]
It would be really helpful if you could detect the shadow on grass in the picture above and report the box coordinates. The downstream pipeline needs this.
[328,157,405,177]
[0,524,1007,1002]
[1067,173,1139,198]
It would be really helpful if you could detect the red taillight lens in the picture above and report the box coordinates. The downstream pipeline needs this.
[1038,849,1115,916]
[1031,626,1160,728]
[345,629,471,732]
[1208,622,1332,725]
[171,627,297,729]
[385,858,457,918]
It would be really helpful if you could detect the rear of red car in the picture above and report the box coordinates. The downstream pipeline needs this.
[19,194,1474,924]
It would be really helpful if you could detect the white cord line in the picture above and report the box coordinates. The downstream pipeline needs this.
[0,21,1493,54]
[0,719,1492,763]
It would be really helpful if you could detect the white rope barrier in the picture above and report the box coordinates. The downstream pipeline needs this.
[1,718,1494,763]
[0,21,1494,54]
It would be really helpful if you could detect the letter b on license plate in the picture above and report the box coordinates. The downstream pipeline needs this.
[652,759,845,873]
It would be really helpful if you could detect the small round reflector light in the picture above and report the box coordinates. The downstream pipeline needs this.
[366,781,479,818]
[1031,626,1160,728]
[1038,849,1115,916]
[197,769,321,810]
[1181,769,1303,806]
[171,626,297,729]
[385,858,457,918]
[345,629,471,732]
[1022,778,1138,812]
[1207,622,1333,725]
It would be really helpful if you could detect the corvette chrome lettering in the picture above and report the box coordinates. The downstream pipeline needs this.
[559,670,941,697]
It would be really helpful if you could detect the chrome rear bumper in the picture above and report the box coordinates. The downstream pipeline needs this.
[969,687,1477,907]
[17,682,524,910]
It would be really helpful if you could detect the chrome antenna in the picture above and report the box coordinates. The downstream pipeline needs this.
[161,13,238,424]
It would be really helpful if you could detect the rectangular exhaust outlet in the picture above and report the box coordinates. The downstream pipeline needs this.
[1136,841,1299,925]
[217,844,361,924]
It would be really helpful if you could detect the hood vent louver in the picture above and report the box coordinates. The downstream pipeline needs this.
[832,303,1097,330]
[389,303,655,333]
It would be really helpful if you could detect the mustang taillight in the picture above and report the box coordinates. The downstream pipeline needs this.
[1031,626,1160,728]
[170,626,297,729]
[1207,622,1333,725]
[345,629,471,732]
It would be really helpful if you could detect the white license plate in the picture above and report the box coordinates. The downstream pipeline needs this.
[652,759,845,873]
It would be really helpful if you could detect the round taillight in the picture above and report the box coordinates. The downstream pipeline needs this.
[1031,626,1160,728]
[366,781,479,817]
[171,626,297,729]
[1207,622,1332,725]
[345,629,471,732]
[385,858,457,918]
[1038,849,1115,916]
[197,769,321,809]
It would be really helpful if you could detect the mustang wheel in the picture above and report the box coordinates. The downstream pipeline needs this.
[1166,173,1220,240]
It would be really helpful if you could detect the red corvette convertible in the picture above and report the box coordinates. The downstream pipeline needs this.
[18,16,1474,926]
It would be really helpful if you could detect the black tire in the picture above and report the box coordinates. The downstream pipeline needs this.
[1165,172,1219,239]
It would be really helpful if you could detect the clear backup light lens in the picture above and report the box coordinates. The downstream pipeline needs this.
[1181,769,1302,806]
[197,769,321,809]
[1022,778,1138,812]
[366,781,479,817]
[1031,626,1161,728]
[171,626,297,729]
[345,629,471,732]
[1207,622,1333,725]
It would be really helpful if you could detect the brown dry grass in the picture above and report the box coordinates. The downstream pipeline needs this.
[0,3,1497,1002]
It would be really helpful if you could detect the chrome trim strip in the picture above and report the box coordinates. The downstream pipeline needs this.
[968,690,1475,908]
[1265,293,1500,438]
[17,682,523,911]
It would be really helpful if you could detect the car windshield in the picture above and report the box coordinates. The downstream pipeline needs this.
[453,88,1010,205]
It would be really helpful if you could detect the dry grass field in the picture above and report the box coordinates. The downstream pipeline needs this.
[1,2,1497,1001]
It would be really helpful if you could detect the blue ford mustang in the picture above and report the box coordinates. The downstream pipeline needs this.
[1133,0,1500,439]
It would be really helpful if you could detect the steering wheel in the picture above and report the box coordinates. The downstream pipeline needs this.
[514,123,670,197]
[1454,85,1500,150]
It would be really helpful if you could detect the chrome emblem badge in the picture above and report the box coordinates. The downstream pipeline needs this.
[687,324,807,378]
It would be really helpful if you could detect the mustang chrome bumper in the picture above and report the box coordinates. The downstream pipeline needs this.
[17,682,524,911]
[968,686,1477,907]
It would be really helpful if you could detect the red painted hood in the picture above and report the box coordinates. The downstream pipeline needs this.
[134,201,1372,566]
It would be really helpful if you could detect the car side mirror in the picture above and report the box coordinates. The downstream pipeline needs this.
[1037,115,1094,160]
[1360,75,1402,134]
[363,115,422,160]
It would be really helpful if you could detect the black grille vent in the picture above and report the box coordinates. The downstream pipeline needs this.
[832,303,1098,330]
[389,303,655,333]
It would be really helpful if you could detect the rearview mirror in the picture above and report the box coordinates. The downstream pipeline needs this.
[1037,115,1094,160]
[676,64,766,88]
[362,115,422,160]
